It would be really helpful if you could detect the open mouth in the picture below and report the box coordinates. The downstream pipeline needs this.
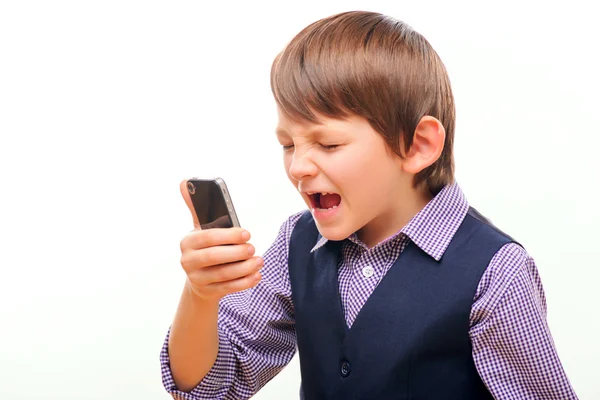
[307,192,342,211]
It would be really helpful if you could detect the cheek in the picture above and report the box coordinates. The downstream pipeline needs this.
[339,145,398,194]
[341,147,378,178]
[330,151,376,198]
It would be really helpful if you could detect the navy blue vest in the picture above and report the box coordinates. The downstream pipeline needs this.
[288,208,514,400]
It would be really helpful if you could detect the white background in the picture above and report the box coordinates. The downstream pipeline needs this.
[1,0,598,399]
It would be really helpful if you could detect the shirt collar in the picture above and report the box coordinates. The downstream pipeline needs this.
[310,182,469,261]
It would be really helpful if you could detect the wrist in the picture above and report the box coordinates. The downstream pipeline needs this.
[184,279,220,309]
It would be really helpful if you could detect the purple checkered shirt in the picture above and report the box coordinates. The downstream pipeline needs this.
[160,183,577,399]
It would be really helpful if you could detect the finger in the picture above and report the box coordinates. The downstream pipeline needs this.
[204,270,262,297]
[180,179,200,230]
[181,243,256,272]
[192,256,263,285]
[181,228,251,251]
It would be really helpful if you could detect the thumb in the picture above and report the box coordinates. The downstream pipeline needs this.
[180,179,201,230]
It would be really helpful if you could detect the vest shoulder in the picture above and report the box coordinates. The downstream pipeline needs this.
[465,207,518,244]
[291,210,319,244]
[299,209,315,222]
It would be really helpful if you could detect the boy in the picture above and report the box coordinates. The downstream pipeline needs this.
[161,11,578,399]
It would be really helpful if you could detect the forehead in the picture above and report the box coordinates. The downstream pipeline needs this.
[275,107,353,138]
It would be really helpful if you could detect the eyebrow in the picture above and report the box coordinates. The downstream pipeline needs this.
[275,127,337,140]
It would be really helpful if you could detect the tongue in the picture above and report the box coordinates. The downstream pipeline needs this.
[319,193,341,209]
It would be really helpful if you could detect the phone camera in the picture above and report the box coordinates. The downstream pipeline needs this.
[187,181,196,195]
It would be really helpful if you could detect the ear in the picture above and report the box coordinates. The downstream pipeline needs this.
[400,116,445,174]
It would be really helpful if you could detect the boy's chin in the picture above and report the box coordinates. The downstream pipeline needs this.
[314,224,353,243]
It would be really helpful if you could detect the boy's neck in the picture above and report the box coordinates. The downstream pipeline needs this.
[357,184,433,249]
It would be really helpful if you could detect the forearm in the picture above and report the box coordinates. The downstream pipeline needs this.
[168,279,220,392]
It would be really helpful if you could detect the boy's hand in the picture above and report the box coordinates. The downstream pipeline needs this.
[178,180,263,302]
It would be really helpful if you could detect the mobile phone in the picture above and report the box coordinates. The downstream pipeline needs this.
[186,177,241,229]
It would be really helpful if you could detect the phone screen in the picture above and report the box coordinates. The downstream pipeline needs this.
[187,179,236,229]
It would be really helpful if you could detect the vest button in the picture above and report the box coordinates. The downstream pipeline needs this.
[340,360,351,377]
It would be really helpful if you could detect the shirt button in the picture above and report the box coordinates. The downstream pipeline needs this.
[341,360,351,377]
[362,266,374,278]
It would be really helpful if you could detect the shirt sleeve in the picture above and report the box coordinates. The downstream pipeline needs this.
[469,242,578,399]
[160,212,303,400]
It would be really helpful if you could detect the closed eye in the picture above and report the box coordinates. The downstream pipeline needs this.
[281,143,339,151]
[320,144,339,151]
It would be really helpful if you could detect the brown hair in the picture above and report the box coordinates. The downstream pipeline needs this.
[270,11,456,194]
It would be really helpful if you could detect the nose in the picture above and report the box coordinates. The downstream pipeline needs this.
[288,149,318,181]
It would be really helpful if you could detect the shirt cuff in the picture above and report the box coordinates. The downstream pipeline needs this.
[160,326,235,399]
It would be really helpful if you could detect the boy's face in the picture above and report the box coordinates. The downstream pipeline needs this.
[276,108,417,246]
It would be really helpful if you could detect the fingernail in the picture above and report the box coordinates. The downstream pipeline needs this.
[247,245,255,255]
[241,230,250,241]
